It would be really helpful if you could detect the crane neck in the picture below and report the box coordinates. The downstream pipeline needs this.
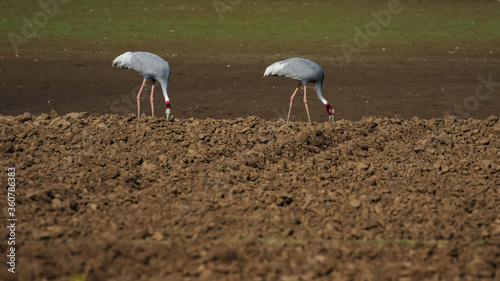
[315,81,328,105]
[158,79,170,102]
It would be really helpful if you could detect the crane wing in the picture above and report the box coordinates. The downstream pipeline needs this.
[263,60,303,81]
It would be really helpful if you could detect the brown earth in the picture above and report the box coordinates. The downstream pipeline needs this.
[1,112,499,281]
[1,39,499,122]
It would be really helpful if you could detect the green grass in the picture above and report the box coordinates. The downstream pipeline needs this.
[212,237,493,248]
[475,239,489,247]
[369,238,449,246]
[213,236,307,246]
[1,0,500,47]
[70,273,86,281]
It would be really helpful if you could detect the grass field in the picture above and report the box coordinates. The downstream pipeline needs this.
[2,0,500,57]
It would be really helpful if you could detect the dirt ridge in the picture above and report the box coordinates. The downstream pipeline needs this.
[1,112,499,281]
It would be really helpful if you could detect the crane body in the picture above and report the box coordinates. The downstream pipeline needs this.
[264,58,334,122]
[112,51,171,119]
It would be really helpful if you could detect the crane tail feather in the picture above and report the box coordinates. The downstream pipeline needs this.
[112,52,134,69]
[263,61,286,78]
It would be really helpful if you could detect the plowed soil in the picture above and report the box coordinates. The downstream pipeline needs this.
[1,112,499,281]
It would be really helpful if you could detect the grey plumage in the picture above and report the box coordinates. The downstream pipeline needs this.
[112,51,172,119]
[264,58,324,87]
[264,58,334,122]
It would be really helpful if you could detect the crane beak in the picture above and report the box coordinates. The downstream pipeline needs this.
[165,100,171,120]
[166,108,171,120]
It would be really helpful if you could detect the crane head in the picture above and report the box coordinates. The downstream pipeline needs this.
[165,101,171,120]
[325,103,334,121]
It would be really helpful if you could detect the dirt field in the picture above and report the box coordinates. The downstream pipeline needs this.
[1,111,499,280]
[1,1,500,121]
[1,43,500,122]
[1,1,500,279]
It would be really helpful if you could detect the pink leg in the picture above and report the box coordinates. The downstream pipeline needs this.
[150,81,155,117]
[136,79,147,117]
[303,86,311,123]
[287,87,299,123]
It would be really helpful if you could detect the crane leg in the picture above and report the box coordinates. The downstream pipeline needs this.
[303,86,311,123]
[150,80,155,117]
[136,79,147,118]
[287,87,299,123]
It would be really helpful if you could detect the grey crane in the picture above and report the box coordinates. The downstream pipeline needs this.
[112,51,171,119]
[263,57,334,122]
